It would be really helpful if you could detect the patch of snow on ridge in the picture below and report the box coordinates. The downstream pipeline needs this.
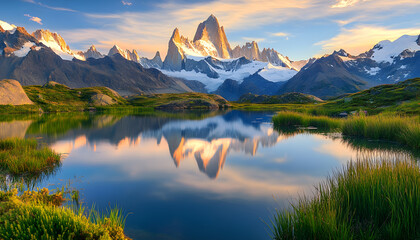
[161,69,223,91]
[258,63,297,82]
[371,35,420,64]
[365,67,381,76]
[14,42,34,57]
[0,20,17,33]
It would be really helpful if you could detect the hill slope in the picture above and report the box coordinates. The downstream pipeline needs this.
[238,92,323,104]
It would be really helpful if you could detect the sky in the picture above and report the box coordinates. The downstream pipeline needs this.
[1,0,419,60]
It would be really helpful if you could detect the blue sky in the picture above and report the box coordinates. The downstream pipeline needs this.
[1,0,419,60]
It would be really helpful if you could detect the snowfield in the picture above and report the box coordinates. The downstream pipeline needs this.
[371,35,420,64]
[162,59,297,91]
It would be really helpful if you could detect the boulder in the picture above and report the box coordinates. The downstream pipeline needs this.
[0,79,33,105]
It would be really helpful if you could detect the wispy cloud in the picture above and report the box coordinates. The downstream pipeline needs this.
[272,32,290,37]
[243,37,265,43]
[60,0,420,58]
[122,1,132,6]
[24,14,43,25]
[22,0,77,12]
[316,25,420,55]
[331,0,362,8]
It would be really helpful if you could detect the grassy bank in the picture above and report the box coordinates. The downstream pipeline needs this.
[270,154,420,239]
[273,112,420,150]
[342,115,420,149]
[272,112,341,131]
[0,138,60,175]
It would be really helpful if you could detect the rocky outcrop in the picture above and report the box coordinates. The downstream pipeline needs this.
[163,15,234,70]
[0,79,33,105]
[89,93,117,106]
[42,81,70,89]
[232,41,261,61]
[193,14,232,59]
[231,41,297,69]
[163,28,185,70]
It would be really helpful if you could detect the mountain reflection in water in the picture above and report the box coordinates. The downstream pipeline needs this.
[44,111,284,179]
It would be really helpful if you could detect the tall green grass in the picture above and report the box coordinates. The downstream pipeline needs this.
[272,112,341,131]
[342,115,420,149]
[270,153,420,239]
[0,138,61,175]
[273,112,420,150]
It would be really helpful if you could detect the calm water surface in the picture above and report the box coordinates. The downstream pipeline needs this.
[0,110,414,240]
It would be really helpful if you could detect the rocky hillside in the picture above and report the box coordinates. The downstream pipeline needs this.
[23,81,128,110]
[0,47,192,95]
[329,78,420,110]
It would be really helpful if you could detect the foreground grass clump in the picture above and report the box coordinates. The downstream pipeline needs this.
[272,112,342,131]
[270,155,420,240]
[0,138,60,175]
[0,188,128,240]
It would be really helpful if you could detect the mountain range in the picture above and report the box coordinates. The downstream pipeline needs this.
[0,17,419,99]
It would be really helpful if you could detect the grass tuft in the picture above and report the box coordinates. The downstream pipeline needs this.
[270,153,420,239]
[0,138,61,175]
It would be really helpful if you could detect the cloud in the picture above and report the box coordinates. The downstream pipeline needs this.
[22,0,77,12]
[24,14,43,25]
[243,37,265,43]
[316,25,420,55]
[331,0,361,8]
[122,1,132,6]
[60,0,420,58]
[272,32,290,37]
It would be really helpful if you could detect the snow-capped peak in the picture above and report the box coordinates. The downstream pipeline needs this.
[371,34,420,63]
[0,20,17,33]
[32,29,85,60]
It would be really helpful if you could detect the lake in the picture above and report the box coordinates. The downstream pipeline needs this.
[0,110,416,240]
